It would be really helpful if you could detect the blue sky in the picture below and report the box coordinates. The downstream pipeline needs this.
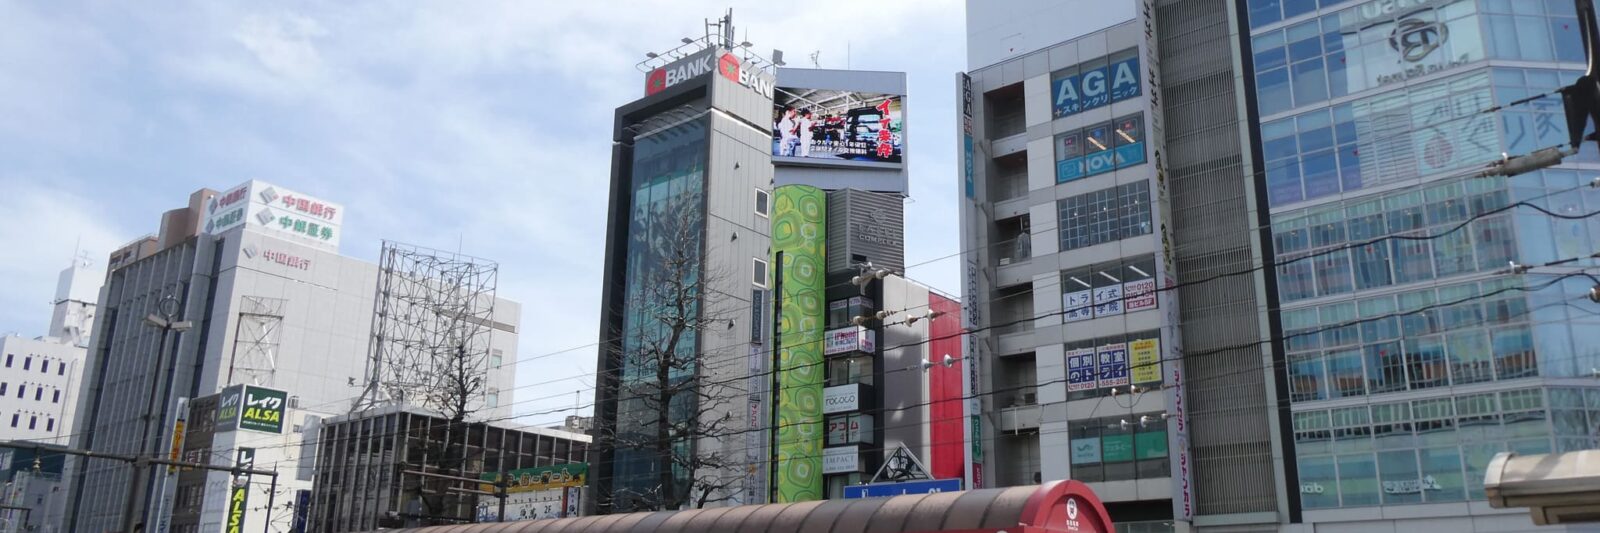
[0,0,965,423]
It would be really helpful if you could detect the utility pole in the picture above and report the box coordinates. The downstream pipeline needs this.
[2,441,277,531]
[125,295,193,533]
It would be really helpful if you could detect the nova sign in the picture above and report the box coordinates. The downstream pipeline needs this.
[646,49,773,98]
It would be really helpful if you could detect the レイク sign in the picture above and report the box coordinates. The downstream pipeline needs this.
[215,385,289,434]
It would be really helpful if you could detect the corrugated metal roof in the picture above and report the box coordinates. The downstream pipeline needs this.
[366,481,1114,533]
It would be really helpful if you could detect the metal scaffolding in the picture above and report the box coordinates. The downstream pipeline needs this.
[228,295,286,386]
[354,241,499,419]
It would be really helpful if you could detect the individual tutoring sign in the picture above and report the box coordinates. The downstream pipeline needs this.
[1067,348,1098,392]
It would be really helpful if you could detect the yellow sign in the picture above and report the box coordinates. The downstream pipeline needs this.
[167,420,186,473]
[226,485,248,533]
[480,463,587,494]
[1130,338,1161,384]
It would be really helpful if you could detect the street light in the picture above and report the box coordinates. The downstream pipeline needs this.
[123,294,192,533]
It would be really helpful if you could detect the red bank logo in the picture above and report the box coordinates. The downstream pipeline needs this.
[718,53,741,82]
[645,68,668,95]
[644,50,773,98]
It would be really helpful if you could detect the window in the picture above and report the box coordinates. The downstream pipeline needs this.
[825,413,874,446]
[3,354,9,367]
[1053,113,1149,183]
[27,416,36,430]
[827,356,874,387]
[45,418,53,433]
[15,385,22,399]
[52,390,60,404]
[21,357,28,370]
[1492,325,1536,379]
[57,364,64,376]
[1365,342,1406,394]
[1289,352,1325,402]
[751,258,768,288]
[754,189,769,217]
[1326,348,1365,398]
[1057,181,1152,252]
[39,360,47,374]
[33,388,41,401]
[8,414,14,428]
[486,389,499,408]
[0,383,7,396]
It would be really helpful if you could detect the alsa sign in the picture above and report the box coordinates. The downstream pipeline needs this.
[646,50,773,98]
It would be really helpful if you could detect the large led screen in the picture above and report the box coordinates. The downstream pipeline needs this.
[773,88,904,165]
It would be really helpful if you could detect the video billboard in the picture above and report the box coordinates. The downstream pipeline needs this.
[773,88,903,166]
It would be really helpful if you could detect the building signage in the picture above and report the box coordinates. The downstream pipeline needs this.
[1097,343,1129,388]
[1382,476,1443,494]
[1322,0,1482,91]
[215,385,288,433]
[960,73,975,199]
[962,258,984,489]
[842,478,963,498]
[1124,278,1157,311]
[1070,437,1102,465]
[646,49,773,98]
[1052,51,1141,118]
[826,414,873,445]
[477,489,567,522]
[1092,284,1123,317]
[1067,348,1098,392]
[773,88,904,164]
[480,463,588,494]
[822,384,861,414]
[822,446,862,474]
[226,447,256,533]
[1135,430,1169,459]
[243,245,312,270]
[291,490,311,533]
[1064,290,1093,322]
[205,180,344,251]
[1129,338,1161,384]
[1300,482,1327,494]
[239,386,287,433]
[823,326,876,356]
[1101,434,1134,463]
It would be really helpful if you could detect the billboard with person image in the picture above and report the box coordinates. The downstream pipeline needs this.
[772,87,904,166]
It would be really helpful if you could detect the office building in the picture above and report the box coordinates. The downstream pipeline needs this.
[64,180,520,533]
[961,0,1600,531]
[307,404,590,531]
[1238,0,1600,530]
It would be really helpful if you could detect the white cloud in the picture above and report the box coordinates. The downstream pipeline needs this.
[0,0,968,425]
[0,182,123,336]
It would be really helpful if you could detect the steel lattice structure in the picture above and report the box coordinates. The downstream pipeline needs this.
[228,295,285,386]
[354,241,499,419]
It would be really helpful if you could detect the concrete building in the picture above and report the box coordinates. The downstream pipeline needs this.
[64,180,521,533]
[307,404,591,531]
[592,39,779,513]
[961,0,1600,532]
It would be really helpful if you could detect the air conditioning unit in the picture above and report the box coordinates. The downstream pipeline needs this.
[1022,393,1037,405]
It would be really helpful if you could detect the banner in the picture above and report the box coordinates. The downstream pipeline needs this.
[772,185,827,502]
[1066,348,1098,392]
[1097,343,1130,388]
[480,463,587,494]
[1092,284,1123,317]
[1101,434,1135,463]
[1129,338,1161,384]
[1064,290,1094,322]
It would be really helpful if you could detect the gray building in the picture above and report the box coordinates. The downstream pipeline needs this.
[308,404,590,531]
[65,182,520,533]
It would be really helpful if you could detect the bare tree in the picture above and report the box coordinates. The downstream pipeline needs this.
[599,188,745,513]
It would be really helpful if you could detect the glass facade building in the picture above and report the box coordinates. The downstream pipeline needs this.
[1242,0,1600,521]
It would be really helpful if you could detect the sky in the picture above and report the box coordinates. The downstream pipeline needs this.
[0,1,966,425]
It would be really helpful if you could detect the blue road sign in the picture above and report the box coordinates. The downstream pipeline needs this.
[842,478,964,499]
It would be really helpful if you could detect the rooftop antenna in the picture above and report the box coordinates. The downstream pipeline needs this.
[809,51,821,68]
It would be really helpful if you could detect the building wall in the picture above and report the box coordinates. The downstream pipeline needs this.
[1233,0,1600,530]
[965,0,1137,70]
[0,336,84,444]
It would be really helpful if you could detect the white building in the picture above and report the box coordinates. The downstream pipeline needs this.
[64,180,520,533]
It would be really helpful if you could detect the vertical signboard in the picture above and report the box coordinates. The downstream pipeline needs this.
[772,185,827,502]
[745,343,766,504]
[1140,0,1192,522]
[227,447,256,533]
[1096,343,1130,388]
[927,294,966,480]
[963,258,985,489]
[1066,348,1098,392]
[960,73,975,199]
[152,397,189,533]
[1130,337,1162,384]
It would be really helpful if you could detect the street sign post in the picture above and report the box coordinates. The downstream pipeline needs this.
[842,478,963,499]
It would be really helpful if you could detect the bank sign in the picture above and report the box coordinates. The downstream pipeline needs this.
[645,48,774,98]
[1052,50,1141,118]
[215,385,288,434]
[204,180,344,251]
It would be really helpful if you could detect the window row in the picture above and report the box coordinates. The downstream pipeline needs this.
[1054,114,1147,183]
[8,413,55,432]
[1252,0,1488,116]
[1057,181,1152,252]
[1280,276,1531,353]
[1065,329,1164,402]
[1287,324,1535,401]
[1263,70,1498,207]
[1062,256,1159,322]
[1292,387,1600,509]
[2,354,67,375]
[0,383,64,404]
[1050,48,1141,119]
[1068,415,1171,483]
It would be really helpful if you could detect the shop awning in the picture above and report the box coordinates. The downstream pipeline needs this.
[372,480,1113,533]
